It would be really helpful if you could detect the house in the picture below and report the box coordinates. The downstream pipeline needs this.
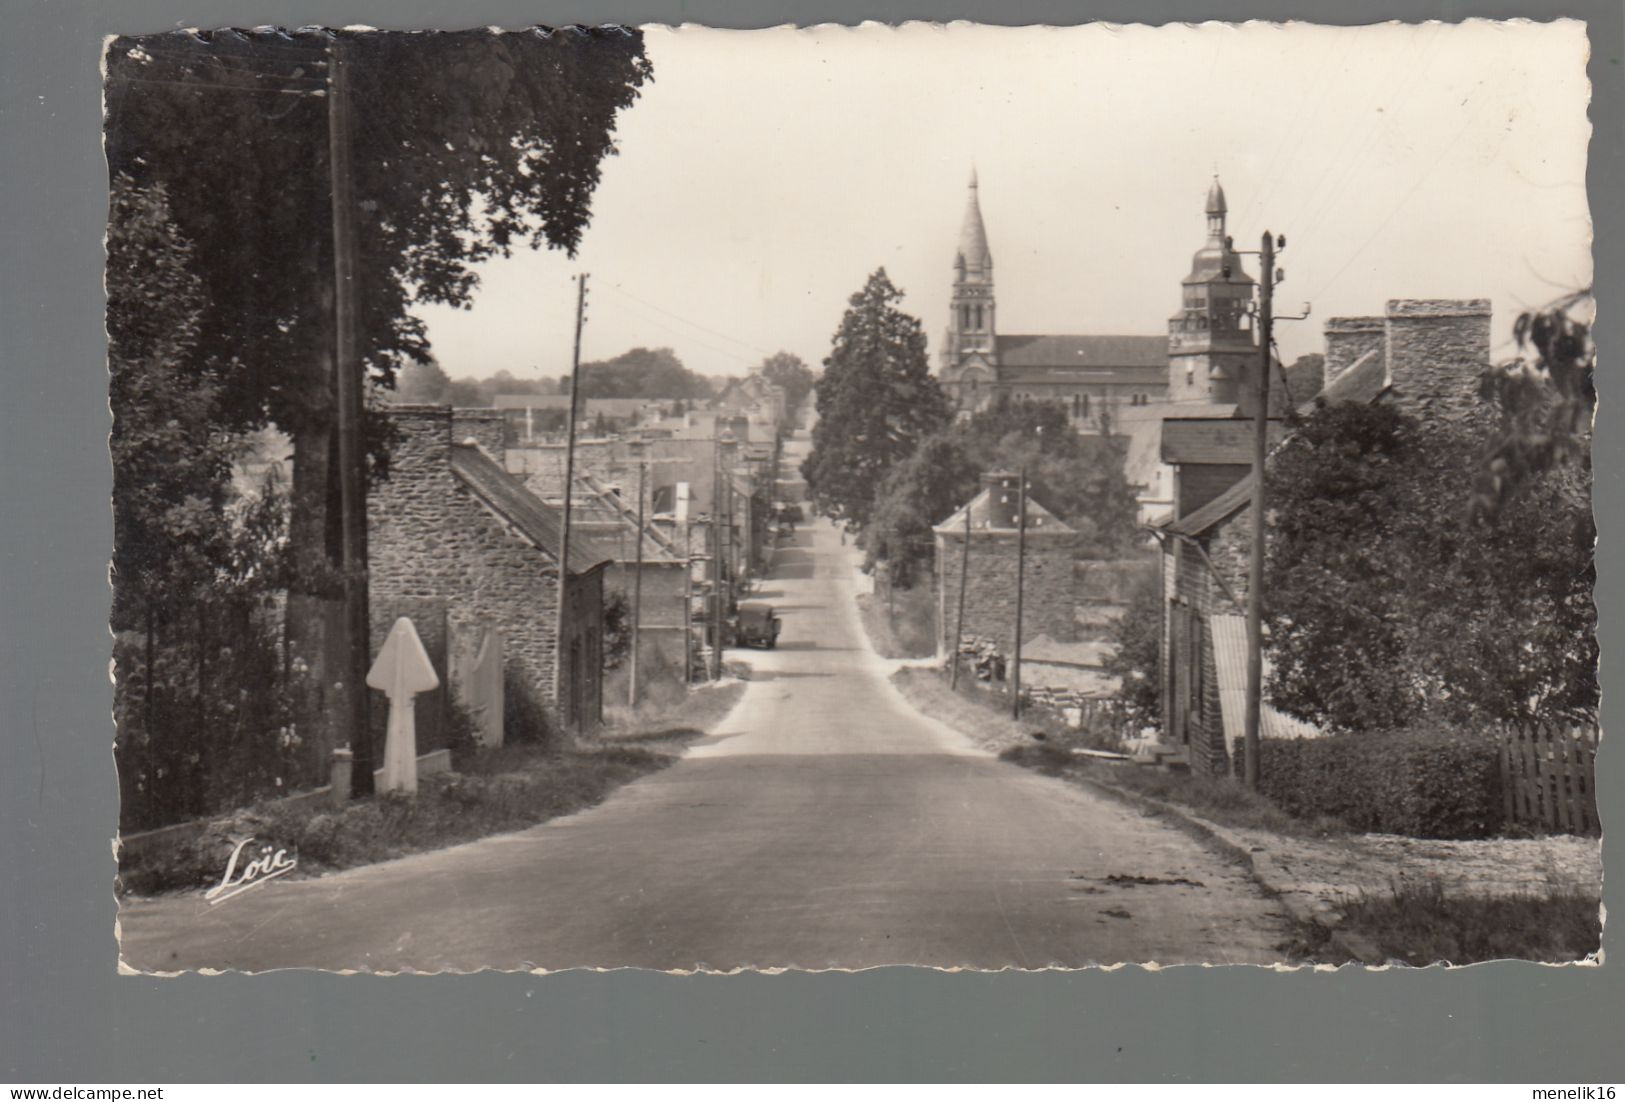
[932,472,1076,664]
[491,394,661,444]
[369,406,615,738]
[1153,299,1493,773]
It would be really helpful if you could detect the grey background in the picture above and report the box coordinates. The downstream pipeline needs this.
[2,0,1619,1083]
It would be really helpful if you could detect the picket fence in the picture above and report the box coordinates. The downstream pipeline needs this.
[1498,722,1601,835]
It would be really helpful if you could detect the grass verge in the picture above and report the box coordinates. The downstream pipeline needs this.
[855,586,938,659]
[1286,881,1602,966]
[1002,743,1347,839]
[120,682,746,897]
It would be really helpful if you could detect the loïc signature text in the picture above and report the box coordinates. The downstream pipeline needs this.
[203,838,297,905]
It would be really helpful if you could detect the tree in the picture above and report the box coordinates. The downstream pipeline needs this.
[1282,353,1325,405]
[755,351,817,421]
[391,358,452,404]
[576,346,712,398]
[1474,289,1594,519]
[1265,400,1596,731]
[864,394,1142,587]
[105,28,652,758]
[1103,567,1162,728]
[802,268,951,531]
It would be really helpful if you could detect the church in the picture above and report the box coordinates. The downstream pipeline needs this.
[935,172,1282,523]
[936,172,1268,428]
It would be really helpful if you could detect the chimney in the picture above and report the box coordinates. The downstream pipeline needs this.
[1384,299,1492,422]
[983,471,1022,529]
[1324,316,1385,385]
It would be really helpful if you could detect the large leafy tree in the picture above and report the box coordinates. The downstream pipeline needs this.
[866,395,1141,587]
[1265,400,1596,731]
[104,28,652,758]
[803,268,951,530]
[754,351,818,421]
[574,346,712,398]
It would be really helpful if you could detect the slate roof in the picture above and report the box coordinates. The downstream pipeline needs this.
[450,443,615,571]
[1299,348,1388,412]
[1161,417,1288,465]
[1159,473,1253,538]
[932,483,1074,536]
[996,334,1167,374]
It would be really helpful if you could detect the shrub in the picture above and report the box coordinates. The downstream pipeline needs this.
[1240,728,1503,839]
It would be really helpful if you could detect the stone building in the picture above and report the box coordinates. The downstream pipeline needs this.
[369,406,614,738]
[932,472,1076,663]
[1153,298,1492,773]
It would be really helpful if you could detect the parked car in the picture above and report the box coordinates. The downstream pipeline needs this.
[732,601,782,649]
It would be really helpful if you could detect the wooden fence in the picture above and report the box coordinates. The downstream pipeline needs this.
[1499,722,1601,835]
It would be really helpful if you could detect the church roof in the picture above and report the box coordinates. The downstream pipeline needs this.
[996,334,1166,371]
[1206,177,1228,215]
[956,172,992,272]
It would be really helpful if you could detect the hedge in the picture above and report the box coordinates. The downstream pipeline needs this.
[1236,728,1503,839]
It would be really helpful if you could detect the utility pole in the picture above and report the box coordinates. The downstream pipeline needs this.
[683,522,694,686]
[553,273,589,727]
[1011,468,1028,720]
[1243,231,1276,790]
[628,456,647,708]
[710,435,723,681]
[328,34,373,797]
[949,500,972,690]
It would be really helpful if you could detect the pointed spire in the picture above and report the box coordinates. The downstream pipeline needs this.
[1206,175,1228,216]
[957,170,992,274]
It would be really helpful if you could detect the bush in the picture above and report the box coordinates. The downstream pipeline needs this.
[1240,728,1503,839]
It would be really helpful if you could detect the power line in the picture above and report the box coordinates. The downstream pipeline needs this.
[602,282,774,358]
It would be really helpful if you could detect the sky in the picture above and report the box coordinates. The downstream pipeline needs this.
[416,19,1592,383]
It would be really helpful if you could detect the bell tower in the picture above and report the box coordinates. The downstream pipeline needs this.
[942,169,997,369]
[1167,177,1258,406]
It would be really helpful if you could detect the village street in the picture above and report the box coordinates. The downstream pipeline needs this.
[120,459,1295,973]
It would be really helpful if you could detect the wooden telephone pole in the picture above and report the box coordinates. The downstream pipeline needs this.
[1011,468,1028,720]
[628,456,647,708]
[553,273,589,725]
[327,35,373,796]
[949,499,972,690]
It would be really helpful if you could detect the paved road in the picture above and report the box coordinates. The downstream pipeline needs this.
[120,487,1293,973]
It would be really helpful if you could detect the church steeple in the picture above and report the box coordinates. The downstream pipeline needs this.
[944,170,996,372]
[1168,175,1258,406]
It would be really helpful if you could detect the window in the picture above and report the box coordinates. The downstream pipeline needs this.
[1081,394,1091,418]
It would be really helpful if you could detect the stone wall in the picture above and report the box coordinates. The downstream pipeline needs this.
[936,530,1075,657]
[1324,316,1385,384]
[451,408,507,459]
[1384,298,1492,422]
[370,407,572,730]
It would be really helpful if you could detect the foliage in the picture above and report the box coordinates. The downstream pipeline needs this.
[865,394,1141,588]
[503,664,558,747]
[754,350,818,421]
[1303,880,1600,966]
[1264,401,1596,730]
[601,589,633,670]
[109,176,308,831]
[1474,290,1594,520]
[1103,567,1163,728]
[574,346,713,399]
[802,268,951,531]
[105,28,652,439]
[391,358,454,404]
[1238,729,1504,839]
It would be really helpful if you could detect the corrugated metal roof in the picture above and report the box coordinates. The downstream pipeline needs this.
[449,443,615,571]
[1210,614,1325,755]
[996,334,1167,370]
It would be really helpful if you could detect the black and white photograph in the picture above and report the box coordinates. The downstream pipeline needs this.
[107,19,1599,974]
